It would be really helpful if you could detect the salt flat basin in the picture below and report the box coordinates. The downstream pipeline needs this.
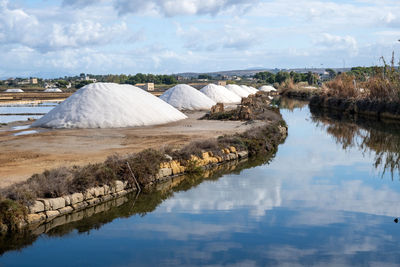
[0,101,58,124]
[2,99,400,266]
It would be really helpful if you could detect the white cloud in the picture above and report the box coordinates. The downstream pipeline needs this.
[113,0,259,16]
[314,33,358,56]
[0,0,131,53]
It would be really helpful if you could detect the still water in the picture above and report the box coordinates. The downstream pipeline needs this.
[0,102,58,124]
[1,100,400,266]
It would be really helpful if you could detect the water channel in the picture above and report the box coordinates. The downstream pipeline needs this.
[1,98,400,266]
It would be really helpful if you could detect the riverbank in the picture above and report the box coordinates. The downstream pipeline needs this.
[0,93,288,233]
[309,95,400,121]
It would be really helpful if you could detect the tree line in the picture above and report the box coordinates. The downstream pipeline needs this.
[254,71,318,85]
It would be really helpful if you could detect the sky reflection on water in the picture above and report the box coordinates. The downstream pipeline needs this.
[1,103,400,266]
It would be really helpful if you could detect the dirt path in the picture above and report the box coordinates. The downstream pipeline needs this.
[0,111,264,189]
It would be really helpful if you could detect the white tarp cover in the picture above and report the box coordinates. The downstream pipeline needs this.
[5,88,24,92]
[44,88,63,92]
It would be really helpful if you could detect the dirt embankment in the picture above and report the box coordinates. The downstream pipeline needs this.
[309,95,400,121]
[0,111,266,189]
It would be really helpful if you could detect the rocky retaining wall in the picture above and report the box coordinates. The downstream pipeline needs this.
[18,146,251,231]
[310,95,400,121]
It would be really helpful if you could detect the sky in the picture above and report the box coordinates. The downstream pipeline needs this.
[1,0,400,78]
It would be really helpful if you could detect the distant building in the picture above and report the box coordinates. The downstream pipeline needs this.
[81,76,97,83]
[16,78,38,85]
[217,81,227,86]
[135,83,155,91]
[17,80,30,85]
[44,82,57,89]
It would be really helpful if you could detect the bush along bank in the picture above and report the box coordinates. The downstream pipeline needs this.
[282,88,321,100]
[0,94,287,234]
[309,95,400,121]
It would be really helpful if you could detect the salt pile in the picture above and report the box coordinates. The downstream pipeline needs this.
[240,85,258,94]
[32,83,187,128]
[5,88,24,93]
[249,86,259,92]
[200,84,242,104]
[160,84,216,110]
[225,84,251,98]
[44,88,63,92]
[259,85,277,92]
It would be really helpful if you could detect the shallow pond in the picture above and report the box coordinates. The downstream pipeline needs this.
[0,102,58,124]
[1,99,400,266]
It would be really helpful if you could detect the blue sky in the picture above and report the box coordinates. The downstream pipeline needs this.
[1,0,400,78]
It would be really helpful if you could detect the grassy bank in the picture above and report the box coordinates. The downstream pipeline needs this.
[310,55,400,119]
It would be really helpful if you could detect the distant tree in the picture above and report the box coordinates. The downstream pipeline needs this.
[275,71,290,84]
[198,74,212,80]
[56,80,69,88]
[325,68,337,79]
[306,71,318,85]
[254,71,276,84]
[75,80,93,89]
[79,73,85,78]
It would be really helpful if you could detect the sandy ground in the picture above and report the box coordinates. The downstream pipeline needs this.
[0,111,264,189]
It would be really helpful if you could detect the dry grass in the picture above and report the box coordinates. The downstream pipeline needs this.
[324,55,400,102]
[324,73,358,98]
[1,149,167,205]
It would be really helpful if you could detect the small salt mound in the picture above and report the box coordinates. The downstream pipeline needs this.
[32,82,187,129]
[240,85,258,94]
[225,84,251,98]
[259,85,277,92]
[200,84,242,104]
[44,88,62,92]
[249,86,259,92]
[5,88,24,93]
[160,84,216,110]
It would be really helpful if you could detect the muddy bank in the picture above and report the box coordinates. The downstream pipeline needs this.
[310,95,400,121]
[0,111,264,189]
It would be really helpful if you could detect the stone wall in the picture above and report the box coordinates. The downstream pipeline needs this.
[22,147,250,230]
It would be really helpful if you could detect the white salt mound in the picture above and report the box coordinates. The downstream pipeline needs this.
[225,84,251,98]
[32,83,187,129]
[200,84,242,104]
[249,86,259,92]
[5,88,24,93]
[240,85,258,94]
[160,84,216,110]
[259,85,277,92]
[44,88,62,92]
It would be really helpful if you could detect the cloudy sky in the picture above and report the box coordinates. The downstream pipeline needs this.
[1,0,400,78]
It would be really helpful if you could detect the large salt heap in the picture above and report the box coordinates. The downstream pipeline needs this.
[240,85,258,94]
[259,85,277,92]
[5,88,24,93]
[32,83,187,128]
[225,84,251,98]
[160,84,216,110]
[200,84,242,104]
